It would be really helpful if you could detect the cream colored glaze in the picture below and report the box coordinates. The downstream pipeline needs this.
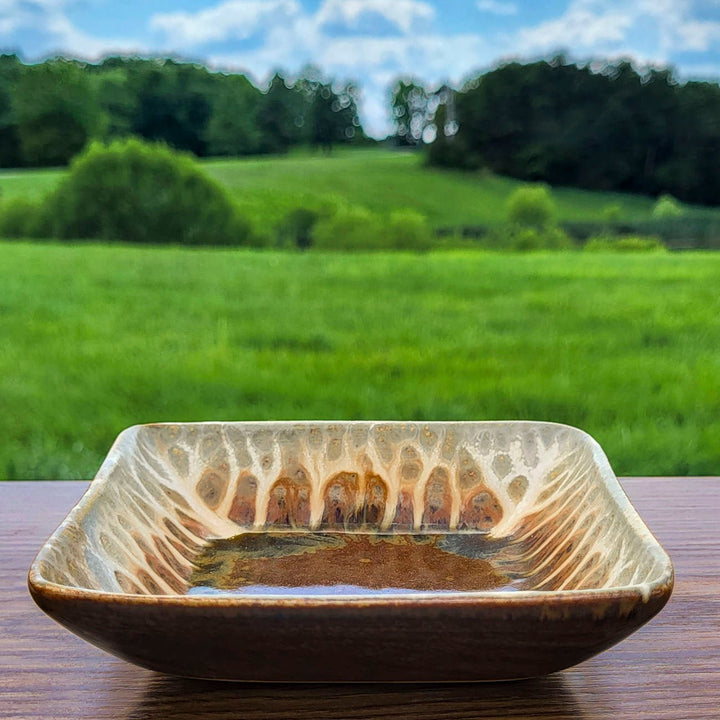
[33,422,673,600]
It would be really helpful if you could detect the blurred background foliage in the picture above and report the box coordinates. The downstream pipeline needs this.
[2,52,720,478]
[4,52,720,249]
[1,53,720,208]
[0,54,367,168]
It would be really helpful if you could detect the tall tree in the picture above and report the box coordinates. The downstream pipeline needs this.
[256,73,302,154]
[128,59,214,156]
[205,73,263,156]
[310,81,360,152]
[0,54,22,167]
[14,59,102,166]
[92,60,138,140]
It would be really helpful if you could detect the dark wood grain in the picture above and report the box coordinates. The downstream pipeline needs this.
[1,478,718,719]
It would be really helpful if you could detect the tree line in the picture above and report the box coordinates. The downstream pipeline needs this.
[4,53,720,206]
[419,57,720,206]
[0,55,366,168]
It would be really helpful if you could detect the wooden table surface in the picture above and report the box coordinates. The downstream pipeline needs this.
[1,478,718,720]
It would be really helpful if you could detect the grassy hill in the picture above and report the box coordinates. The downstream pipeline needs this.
[2,241,718,480]
[0,148,681,232]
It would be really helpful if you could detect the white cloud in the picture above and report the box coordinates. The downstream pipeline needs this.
[149,0,301,47]
[0,0,144,58]
[676,19,720,51]
[150,0,436,52]
[0,0,64,37]
[207,17,324,80]
[476,0,517,16]
[317,34,486,76]
[514,0,720,61]
[515,3,634,53]
[316,0,435,34]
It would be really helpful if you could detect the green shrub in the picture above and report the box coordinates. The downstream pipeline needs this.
[652,194,684,219]
[505,185,557,228]
[312,204,384,250]
[47,138,253,245]
[503,225,573,251]
[311,204,433,251]
[585,234,666,252]
[0,197,52,238]
[386,208,432,250]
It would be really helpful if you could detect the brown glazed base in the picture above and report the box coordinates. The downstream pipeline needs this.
[30,583,671,682]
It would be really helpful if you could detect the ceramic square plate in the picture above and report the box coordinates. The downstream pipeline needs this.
[29,421,673,681]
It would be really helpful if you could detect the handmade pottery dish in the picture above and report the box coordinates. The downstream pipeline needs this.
[29,421,673,681]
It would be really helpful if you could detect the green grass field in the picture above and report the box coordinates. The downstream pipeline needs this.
[0,149,677,231]
[2,240,718,480]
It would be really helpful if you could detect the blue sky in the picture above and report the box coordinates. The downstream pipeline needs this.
[3,0,720,136]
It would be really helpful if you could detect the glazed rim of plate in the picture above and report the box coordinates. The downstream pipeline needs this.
[29,421,674,606]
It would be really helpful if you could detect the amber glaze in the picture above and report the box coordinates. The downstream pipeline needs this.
[188,532,517,594]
